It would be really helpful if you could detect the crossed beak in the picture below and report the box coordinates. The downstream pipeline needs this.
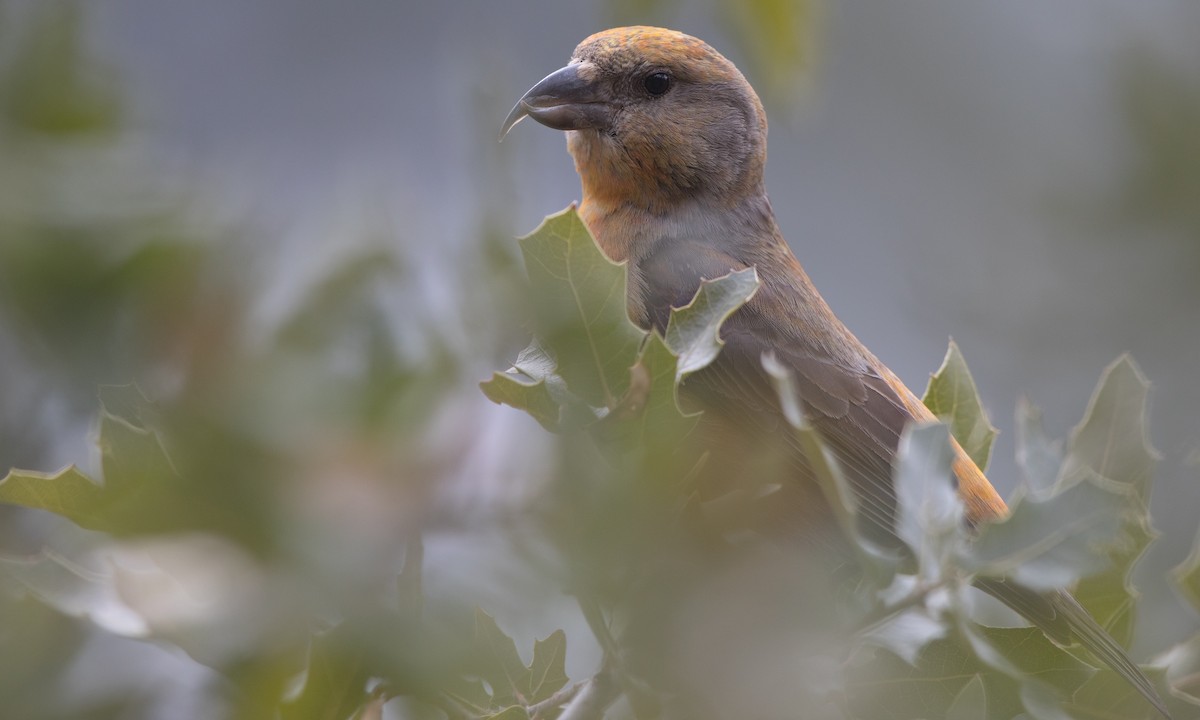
[500,63,611,139]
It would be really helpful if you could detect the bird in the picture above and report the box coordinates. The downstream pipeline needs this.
[501,26,1169,718]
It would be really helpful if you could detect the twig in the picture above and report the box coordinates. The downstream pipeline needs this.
[557,669,619,720]
[528,681,585,719]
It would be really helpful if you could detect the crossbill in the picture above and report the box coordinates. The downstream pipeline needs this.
[503,26,1168,717]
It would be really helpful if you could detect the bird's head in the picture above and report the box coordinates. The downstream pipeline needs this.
[503,27,768,213]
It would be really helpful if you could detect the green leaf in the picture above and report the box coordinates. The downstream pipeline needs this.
[528,630,568,704]
[964,625,1093,699]
[1174,528,1200,615]
[610,333,699,453]
[966,478,1131,591]
[1160,633,1200,706]
[0,465,108,528]
[892,423,964,580]
[1061,357,1159,646]
[663,267,759,378]
[946,674,987,720]
[1014,397,1063,496]
[280,626,370,720]
[1065,667,1177,720]
[517,207,644,409]
[0,393,182,536]
[1058,356,1157,498]
[473,609,531,706]
[921,340,998,471]
[846,634,1026,720]
[480,370,561,431]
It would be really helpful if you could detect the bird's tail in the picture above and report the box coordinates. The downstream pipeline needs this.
[975,577,1170,719]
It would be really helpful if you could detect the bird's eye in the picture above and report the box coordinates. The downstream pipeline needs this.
[643,71,671,96]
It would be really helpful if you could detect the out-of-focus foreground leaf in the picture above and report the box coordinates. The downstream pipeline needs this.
[1063,357,1159,648]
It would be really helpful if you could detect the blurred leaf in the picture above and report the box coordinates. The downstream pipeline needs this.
[763,354,857,544]
[484,708,530,720]
[275,250,399,352]
[480,370,561,431]
[1159,634,1200,706]
[1058,356,1157,498]
[846,633,1025,720]
[663,267,759,377]
[893,423,963,580]
[1065,667,1179,720]
[474,609,531,707]
[280,626,371,720]
[605,332,698,455]
[1062,357,1159,646]
[966,478,1130,591]
[0,465,111,530]
[0,0,121,136]
[921,340,997,471]
[1014,397,1063,496]
[1172,528,1200,615]
[859,607,947,665]
[528,630,568,704]
[517,207,643,409]
[720,0,817,107]
[963,625,1094,700]
[945,674,987,720]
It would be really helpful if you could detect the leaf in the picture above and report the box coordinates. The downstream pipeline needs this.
[280,626,371,720]
[965,478,1131,591]
[0,395,181,536]
[473,609,531,707]
[1061,357,1159,646]
[1064,667,1177,720]
[480,370,561,431]
[846,634,1026,720]
[1014,397,1063,496]
[1059,356,1158,498]
[1159,633,1200,706]
[609,333,699,454]
[528,630,568,704]
[663,267,759,378]
[1174,527,1200,615]
[946,674,987,720]
[892,423,963,580]
[963,625,1093,701]
[921,340,998,471]
[517,207,644,409]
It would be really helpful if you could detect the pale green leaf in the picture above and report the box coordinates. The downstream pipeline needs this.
[480,371,561,431]
[1065,667,1176,720]
[528,630,568,704]
[893,423,963,580]
[921,340,998,471]
[966,479,1131,590]
[1060,357,1159,645]
[517,207,643,409]
[1014,397,1063,496]
[280,626,370,720]
[1172,527,1200,615]
[473,609,531,706]
[946,674,987,720]
[663,267,759,378]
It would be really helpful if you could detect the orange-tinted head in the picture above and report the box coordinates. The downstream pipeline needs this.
[503,27,768,212]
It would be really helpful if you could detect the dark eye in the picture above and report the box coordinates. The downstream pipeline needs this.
[643,71,671,96]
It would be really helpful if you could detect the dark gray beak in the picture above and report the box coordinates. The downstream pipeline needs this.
[500,63,610,140]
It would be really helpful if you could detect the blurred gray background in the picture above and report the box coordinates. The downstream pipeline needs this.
[5,0,1198,709]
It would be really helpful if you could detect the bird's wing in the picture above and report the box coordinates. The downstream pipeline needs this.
[637,238,912,543]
